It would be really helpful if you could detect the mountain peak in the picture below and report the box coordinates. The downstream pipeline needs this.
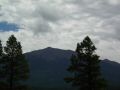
[45,47,53,49]
[43,47,67,51]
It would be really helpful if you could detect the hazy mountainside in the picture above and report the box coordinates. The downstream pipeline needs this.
[25,47,73,89]
[25,47,120,89]
[101,59,120,85]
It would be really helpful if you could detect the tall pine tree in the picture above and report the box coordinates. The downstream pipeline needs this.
[0,40,5,89]
[65,36,106,90]
[0,40,8,90]
[4,35,29,90]
[0,40,3,78]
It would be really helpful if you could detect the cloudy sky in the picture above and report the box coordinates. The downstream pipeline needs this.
[0,0,120,62]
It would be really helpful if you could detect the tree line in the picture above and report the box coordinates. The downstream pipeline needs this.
[0,35,107,90]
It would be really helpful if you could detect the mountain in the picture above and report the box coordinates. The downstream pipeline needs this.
[25,47,120,90]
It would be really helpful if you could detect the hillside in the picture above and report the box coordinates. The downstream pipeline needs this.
[25,47,120,90]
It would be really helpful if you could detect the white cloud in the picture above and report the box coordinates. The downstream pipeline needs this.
[0,0,120,62]
[108,0,120,5]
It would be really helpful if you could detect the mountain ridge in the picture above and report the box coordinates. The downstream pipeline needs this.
[25,47,120,90]
[25,47,120,63]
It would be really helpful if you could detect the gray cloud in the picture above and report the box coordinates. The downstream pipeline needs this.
[0,0,64,34]
[0,0,120,62]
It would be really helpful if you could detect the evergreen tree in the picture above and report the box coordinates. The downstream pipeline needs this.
[0,40,5,79]
[4,35,29,90]
[0,40,8,90]
[0,40,4,88]
[65,36,107,90]
[0,40,3,77]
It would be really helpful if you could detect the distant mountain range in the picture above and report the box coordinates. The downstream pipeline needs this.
[25,47,120,90]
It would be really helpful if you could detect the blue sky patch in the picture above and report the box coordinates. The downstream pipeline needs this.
[0,22,19,32]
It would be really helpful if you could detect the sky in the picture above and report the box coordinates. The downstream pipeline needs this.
[0,0,120,62]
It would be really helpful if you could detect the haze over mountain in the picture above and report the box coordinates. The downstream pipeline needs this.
[25,47,120,90]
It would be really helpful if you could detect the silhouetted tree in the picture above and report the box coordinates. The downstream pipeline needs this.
[3,35,29,90]
[0,40,8,90]
[0,40,4,89]
[65,36,107,90]
[0,40,3,78]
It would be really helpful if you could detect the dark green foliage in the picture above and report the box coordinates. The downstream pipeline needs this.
[0,40,2,56]
[65,36,107,90]
[0,40,9,90]
[0,40,5,86]
[0,40,3,74]
[0,35,29,90]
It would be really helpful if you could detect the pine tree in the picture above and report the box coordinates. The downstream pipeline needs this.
[4,35,29,90]
[65,36,107,90]
[0,40,4,88]
[0,40,8,90]
[0,40,2,56]
[0,40,3,77]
